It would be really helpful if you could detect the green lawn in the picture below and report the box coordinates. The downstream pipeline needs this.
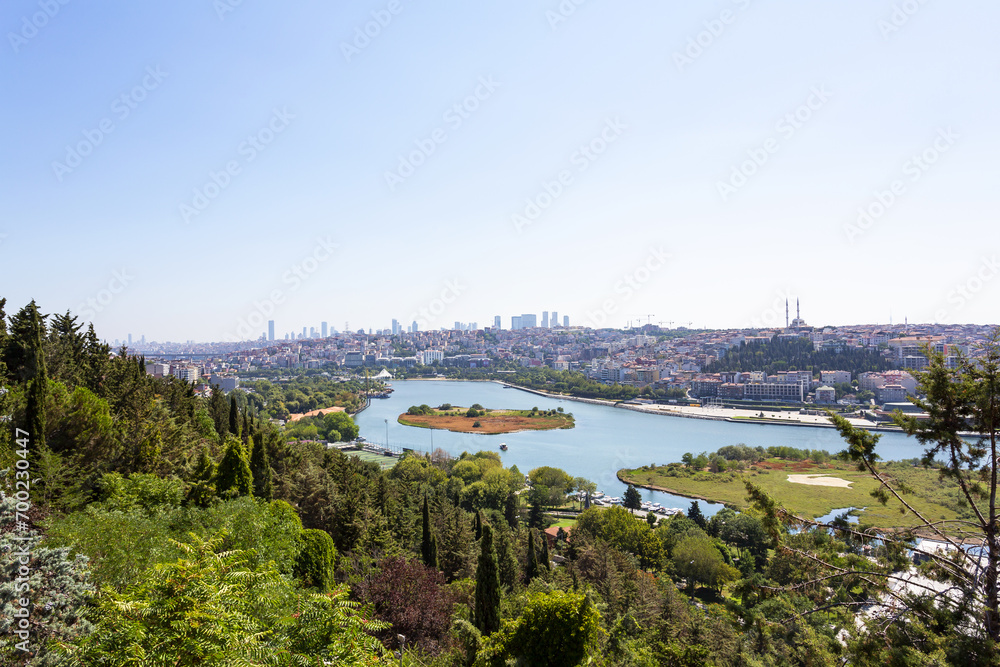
[550,518,577,529]
[619,459,973,532]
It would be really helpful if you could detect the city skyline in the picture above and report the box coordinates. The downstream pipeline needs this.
[3,2,999,342]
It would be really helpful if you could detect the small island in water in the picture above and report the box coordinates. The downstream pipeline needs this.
[397,403,574,435]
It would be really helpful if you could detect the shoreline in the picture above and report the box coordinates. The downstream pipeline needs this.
[616,471,726,506]
[494,381,903,432]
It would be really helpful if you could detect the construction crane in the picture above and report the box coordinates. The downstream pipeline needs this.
[645,314,655,325]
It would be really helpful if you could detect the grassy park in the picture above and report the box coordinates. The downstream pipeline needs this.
[619,455,973,531]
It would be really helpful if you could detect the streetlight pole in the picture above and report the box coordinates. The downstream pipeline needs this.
[384,419,389,449]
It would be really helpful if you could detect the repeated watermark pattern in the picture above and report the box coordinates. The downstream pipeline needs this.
[878,0,932,39]
[179,107,294,224]
[511,117,627,233]
[384,76,501,192]
[933,256,999,324]
[227,236,338,341]
[747,289,795,329]
[408,279,467,332]
[340,0,406,62]
[51,66,168,182]
[586,246,671,328]
[545,0,591,30]
[8,0,71,53]
[716,85,832,202]
[673,0,754,72]
[76,268,135,321]
[843,127,958,244]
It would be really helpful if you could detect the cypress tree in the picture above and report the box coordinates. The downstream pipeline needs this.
[496,525,518,591]
[215,435,253,498]
[295,529,337,592]
[504,491,519,531]
[9,301,49,453]
[540,531,550,570]
[526,529,540,583]
[241,411,249,446]
[473,524,501,636]
[429,531,438,570]
[228,396,239,439]
[528,490,544,529]
[474,510,483,541]
[249,432,273,501]
[421,494,436,568]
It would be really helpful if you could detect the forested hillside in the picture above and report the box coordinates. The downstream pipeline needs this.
[0,298,995,665]
[705,335,893,376]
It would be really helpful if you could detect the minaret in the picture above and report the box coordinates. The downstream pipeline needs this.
[796,298,800,322]
[785,299,789,329]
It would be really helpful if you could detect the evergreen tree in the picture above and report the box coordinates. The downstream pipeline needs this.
[526,529,540,583]
[8,301,49,452]
[495,525,518,592]
[540,531,550,570]
[623,484,642,513]
[46,310,85,386]
[504,491,519,531]
[474,510,483,541]
[250,432,273,501]
[241,411,250,446]
[474,524,501,636]
[0,297,8,384]
[215,435,253,498]
[687,500,706,529]
[421,494,436,568]
[229,396,239,439]
[209,388,228,443]
[186,446,216,507]
[528,489,544,529]
[295,528,337,592]
[81,323,109,395]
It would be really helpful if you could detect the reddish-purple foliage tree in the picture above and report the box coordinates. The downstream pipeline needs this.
[353,556,457,655]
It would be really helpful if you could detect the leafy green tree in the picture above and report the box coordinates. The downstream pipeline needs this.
[623,484,642,512]
[214,435,252,498]
[295,528,337,592]
[673,535,738,594]
[56,534,387,665]
[477,590,602,666]
[474,524,501,636]
[323,410,359,441]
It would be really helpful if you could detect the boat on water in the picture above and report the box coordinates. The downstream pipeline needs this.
[499,443,508,451]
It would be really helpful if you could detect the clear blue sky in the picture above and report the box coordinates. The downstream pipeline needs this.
[2,0,998,342]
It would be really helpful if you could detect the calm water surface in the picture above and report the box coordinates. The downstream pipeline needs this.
[355,380,922,517]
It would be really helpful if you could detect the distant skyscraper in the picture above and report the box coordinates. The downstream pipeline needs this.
[268,320,275,341]
[563,315,569,327]
[392,319,400,335]
[494,315,501,329]
[321,321,328,338]
[302,327,307,338]
[128,333,132,345]
[412,320,418,332]
[542,311,549,328]
[511,315,522,330]
[521,313,537,328]
[551,311,558,328]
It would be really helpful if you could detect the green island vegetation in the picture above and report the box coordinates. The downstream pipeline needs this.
[619,443,974,531]
[398,403,574,434]
[239,374,372,419]
[3,298,1000,665]
[705,334,893,377]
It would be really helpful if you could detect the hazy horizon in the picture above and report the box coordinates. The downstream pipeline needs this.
[4,1,999,341]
